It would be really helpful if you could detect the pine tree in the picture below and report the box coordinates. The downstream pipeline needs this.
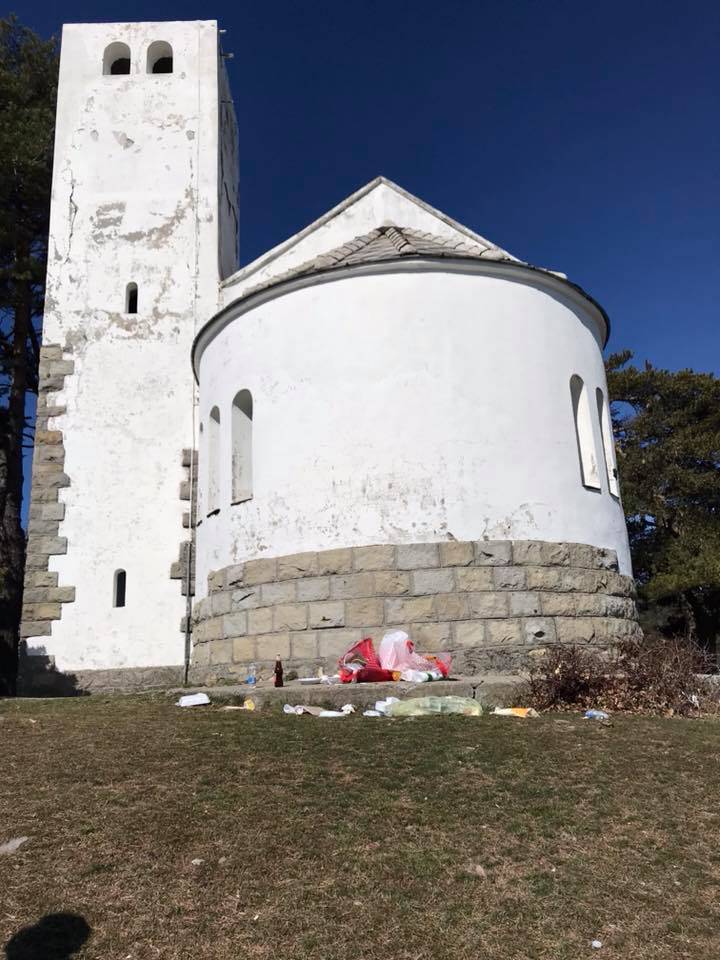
[607,351,720,654]
[0,17,58,694]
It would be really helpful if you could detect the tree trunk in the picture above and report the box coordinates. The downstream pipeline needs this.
[0,259,31,696]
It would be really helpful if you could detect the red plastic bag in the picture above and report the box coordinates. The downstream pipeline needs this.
[339,666,396,684]
[338,637,381,671]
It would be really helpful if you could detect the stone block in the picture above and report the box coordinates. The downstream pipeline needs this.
[555,617,597,644]
[453,620,486,647]
[411,621,453,651]
[318,628,361,660]
[19,620,53,638]
[309,601,345,629]
[604,596,637,618]
[243,558,277,585]
[40,345,63,361]
[34,444,64,464]
[493,566,527,590]
[473,541,512,565]
[511,541,545,565]
[273,603,308,631]
[30,485,64,502]
[345,597,384,627]
[374,571,411,596]
[277,551,319,580]
[330,573,374,600]
[411,568,454,595]
[574,593,608,616]
[432,593,470,621]
[606,572,636,598]
[25,571,59,589]
[222,611,248,638]
[438,540,474,567]
[179,481,191,501]
[22,602,62,621]
[46,359,74,376]
[521,618,557,645]
[256,632,290,660]
[192,598,210,623]
[207,569,224,592]
[526,566,565,591]
[49,586,75,604]
[352,544,396,571]
[485,619,523,646]
[567,543,596,568]
[230,588,260,611]
[595,547,619,571]
[540,593,577,616]
[396,543,440,570]
[509,592,541,616]
[209,638,233,664]
[468,592,509,618]
[385,596,435,624]
[210,592,232,617]
[232,635,257,662]
[32,536,67,556]
[297,576,331,601]
[291,631,319,659]
[197,617,223,643]
[317,547,354,575]
[224,565,245,589]
[182,448,195,468]
[454,567,494,592]
[247,607,273,634]
[261,580,297,605]
[29,502,65,521]
[191,641,210,667]
[28,518,60,537]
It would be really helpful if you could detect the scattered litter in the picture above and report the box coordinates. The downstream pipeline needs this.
[389,696,482,717]
[219,857,228,864]
[493,707,540,719]
[0,836,29,856]
[591,940,603,949]
[363,710,382,717]
[374,697,399,715]
[253,915,259,922]
[246,663,257,685]
[298,677,322,685]
[463,863,487,879]
[221,700,255,712]
[687,693,700,709]
[176,693,211,708]
[190,858,204,866]
[336,633,452,683]
[399,667,445,683]
[584,709,610,721]
[283,703,355,717]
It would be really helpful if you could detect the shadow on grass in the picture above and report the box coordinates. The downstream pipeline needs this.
[15,644,88,698]
[4,913,90,959]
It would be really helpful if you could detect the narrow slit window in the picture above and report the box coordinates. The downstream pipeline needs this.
[231,390,253,503]
[147,41,173,74]
[126,283,138,314]
[103,42,131,75]
[570,375,601,490]
[113,569,127,608]
[596,388,620,497]
[207,406,221,515]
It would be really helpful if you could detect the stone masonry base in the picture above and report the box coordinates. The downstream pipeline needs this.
[189,539,640,685]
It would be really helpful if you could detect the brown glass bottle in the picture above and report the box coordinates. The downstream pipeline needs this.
[273,655,284,688]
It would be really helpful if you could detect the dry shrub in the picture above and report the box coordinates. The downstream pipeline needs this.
[523,634,719,715]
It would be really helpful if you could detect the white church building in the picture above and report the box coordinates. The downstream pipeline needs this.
[21,20,639,691]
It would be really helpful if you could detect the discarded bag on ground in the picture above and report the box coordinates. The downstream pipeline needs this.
[338,637,395,683]
[388,696,482,717]
[493,707,540,719]
[379,631,451,679]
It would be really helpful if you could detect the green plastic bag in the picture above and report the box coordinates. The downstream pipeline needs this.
[388,696,483,717]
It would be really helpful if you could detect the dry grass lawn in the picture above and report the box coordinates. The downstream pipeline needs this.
[1,695,720,959]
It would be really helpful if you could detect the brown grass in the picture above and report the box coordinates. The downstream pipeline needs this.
[1,695,720,959]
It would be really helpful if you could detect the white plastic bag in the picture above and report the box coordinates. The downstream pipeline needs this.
[378,631,434,672]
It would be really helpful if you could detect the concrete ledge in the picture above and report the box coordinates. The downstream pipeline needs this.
[171,674,523,711]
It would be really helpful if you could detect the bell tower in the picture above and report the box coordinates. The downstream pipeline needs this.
[21,20,238,688]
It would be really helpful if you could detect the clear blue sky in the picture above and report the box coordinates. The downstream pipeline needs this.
[20,0,720,373]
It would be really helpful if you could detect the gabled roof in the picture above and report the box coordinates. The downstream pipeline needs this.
[239,224,528,300]
[220,176,525,300]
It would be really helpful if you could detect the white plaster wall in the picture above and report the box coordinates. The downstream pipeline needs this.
[196,264,631,597]
[30,20,231,671]
[220,179,523,304]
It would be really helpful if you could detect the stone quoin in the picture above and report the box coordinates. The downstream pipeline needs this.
[20,18,639,691]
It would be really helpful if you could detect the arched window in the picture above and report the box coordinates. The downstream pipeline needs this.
[147,41,173,74]
[232,390,253,503]
[125,282,138,314]
[596,388,620,497]
[103,42,131,76]
[570,375,600,490]
[113,569,127,608]
[207,406,221,515]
